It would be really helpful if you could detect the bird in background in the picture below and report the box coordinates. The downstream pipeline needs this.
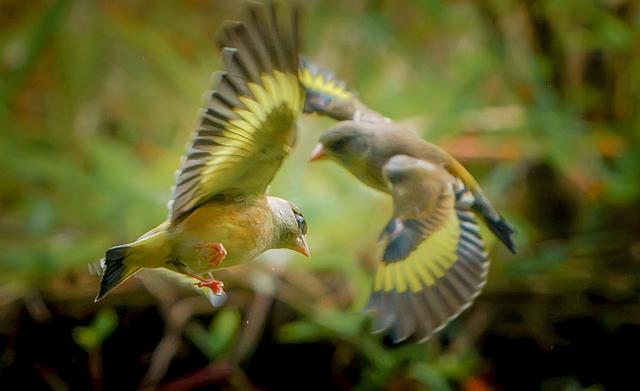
[96,3,309,301]
[300,59,516,342]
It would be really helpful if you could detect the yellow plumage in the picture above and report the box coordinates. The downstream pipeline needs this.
[299,67,352,100]
[96,3,309,302]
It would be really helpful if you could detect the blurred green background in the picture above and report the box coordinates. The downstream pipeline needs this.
[2,0,640,390]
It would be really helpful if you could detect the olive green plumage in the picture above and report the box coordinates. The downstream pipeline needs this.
[368,155,489,342]
[304,60,515,342]
[95,3,515,345]
[97,3,309,301]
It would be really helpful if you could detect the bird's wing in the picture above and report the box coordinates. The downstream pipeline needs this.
[367,155,489,343]
[299,58,389,123]
[299,57,354,103]
[169,3,304,222]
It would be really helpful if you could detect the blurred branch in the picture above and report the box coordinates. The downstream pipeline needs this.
[140,272,214,388]
[230,291,273,364]
[154,362,235,391]
[153,291,272,390]
[23,289,51,323]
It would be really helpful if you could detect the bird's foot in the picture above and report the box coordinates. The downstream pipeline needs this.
[196,278,225,296]
[202,242,227,267]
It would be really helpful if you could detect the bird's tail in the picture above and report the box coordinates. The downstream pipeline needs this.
[472,192,516,254]
[446,157,516,253]
[95,244,141,302]
[95,223,171,301]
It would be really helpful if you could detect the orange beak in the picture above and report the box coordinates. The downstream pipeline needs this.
[294,235,310,257]
[308,144,327,162]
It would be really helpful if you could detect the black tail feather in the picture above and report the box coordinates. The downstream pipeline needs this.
[95,244,139,301]
[484,215,516,254]
[471,191,516,254]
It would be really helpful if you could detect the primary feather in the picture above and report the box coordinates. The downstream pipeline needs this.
[307,61,515,342]
[170,3,304,222]
[96,3,308,302]
[299,58,389,123]
[367,155,489,342]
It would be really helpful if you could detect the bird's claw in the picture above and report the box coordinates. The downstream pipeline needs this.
[203,242,227,267]
[196,279,225,296]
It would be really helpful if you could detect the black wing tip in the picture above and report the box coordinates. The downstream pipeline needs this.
[366,290,447,344]
[366,283,486,344]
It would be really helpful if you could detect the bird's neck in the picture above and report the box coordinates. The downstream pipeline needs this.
[265,197,293,248]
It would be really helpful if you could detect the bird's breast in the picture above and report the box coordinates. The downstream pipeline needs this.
[168,197,274,274]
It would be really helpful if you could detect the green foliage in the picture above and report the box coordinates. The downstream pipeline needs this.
[185,307,242,360]
[72,308,118,353]
[410,363,453,391]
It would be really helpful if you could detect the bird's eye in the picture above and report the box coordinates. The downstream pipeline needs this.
[295,213,307,235]
[329,138,348,153]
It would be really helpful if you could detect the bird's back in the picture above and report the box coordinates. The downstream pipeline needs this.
[365,123,516,252]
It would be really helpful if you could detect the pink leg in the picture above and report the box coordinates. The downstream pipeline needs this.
[202,242,227,268]
[186,272,225,296]
[196,279,225,296]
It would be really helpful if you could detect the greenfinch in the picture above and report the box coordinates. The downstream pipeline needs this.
[96,3,308,301]
[303,61,515,342]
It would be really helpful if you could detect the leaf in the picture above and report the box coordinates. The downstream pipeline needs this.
[410,362,453,391]
[278,320,327,344]
[72,308,118,353]
[207,307,241,357]
[185,307,241,360]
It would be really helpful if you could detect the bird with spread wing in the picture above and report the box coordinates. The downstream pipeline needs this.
[300,60,516,342]
[96,3,308,301]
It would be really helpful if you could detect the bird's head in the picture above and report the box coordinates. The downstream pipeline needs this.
[268,197,309,257]
[309,122,372,166]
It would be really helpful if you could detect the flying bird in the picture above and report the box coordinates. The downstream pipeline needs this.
[302,60,515,342]
[96,3,308,301]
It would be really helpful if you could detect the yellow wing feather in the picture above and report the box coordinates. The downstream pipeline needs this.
[169,5,303,222]
[299,62,352,100]
[367,155,490,342]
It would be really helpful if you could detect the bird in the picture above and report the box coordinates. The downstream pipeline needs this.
[302,60,515,342]
[96,3,308,302]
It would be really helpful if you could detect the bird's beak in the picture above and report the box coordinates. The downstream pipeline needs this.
[294,235,310,257]
[308,144,327,162]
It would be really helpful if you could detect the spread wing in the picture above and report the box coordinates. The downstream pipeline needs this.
[299,57,354,106]
[299,58,388,123]
[366,155,490,343]
[169,3,304,222]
